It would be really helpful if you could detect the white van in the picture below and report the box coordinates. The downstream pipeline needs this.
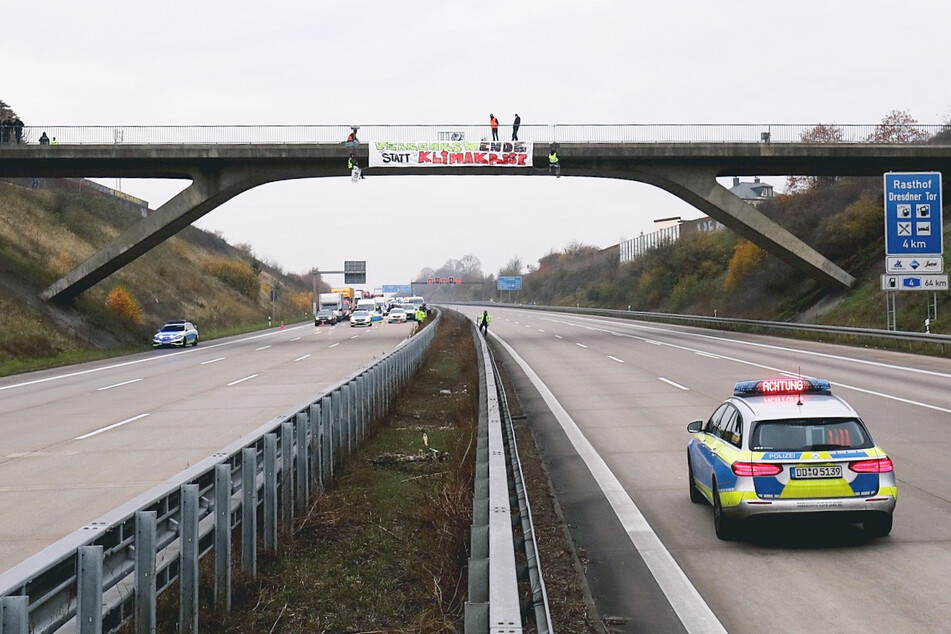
[356,298,378,313]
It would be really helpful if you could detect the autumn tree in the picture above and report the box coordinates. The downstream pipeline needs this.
[785,123,845,193]
[866,109,926,144]
[499,256,523,276]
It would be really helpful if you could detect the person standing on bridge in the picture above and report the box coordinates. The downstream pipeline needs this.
[548,146,560,178]
[478,310,490,335]
[38,131,50,145]
[489,114,499,141]
[512,114,520,141]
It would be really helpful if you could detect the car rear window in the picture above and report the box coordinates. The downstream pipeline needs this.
[750,418,873,451]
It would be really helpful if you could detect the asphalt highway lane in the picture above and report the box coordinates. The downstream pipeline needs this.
[459,306,951,633]
[0,320,416,573]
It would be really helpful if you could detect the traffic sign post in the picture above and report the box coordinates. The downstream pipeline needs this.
[880,274,949,291]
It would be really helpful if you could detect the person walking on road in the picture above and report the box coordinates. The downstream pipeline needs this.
[478,310,491,335]
[511,114,520,141]
[348,153,365,181]
[490,114,499,141]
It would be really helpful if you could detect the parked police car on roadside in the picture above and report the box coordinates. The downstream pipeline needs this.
[687,378,896,540]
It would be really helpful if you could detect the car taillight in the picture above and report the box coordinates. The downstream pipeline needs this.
[732,462,782,477]
[849,457,893,473]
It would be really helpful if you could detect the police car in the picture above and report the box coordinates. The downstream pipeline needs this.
[152,320,199,347]
[686,378,896,540]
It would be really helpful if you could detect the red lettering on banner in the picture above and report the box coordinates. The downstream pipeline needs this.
[517,153,527,165]
[449,153,464,164]
[464,152,473,163]
[474,153,487,164]
[488,154,501,165]
[418,152,431,164]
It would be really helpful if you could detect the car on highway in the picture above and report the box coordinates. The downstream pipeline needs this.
[152,320,199,347]
[349,310,372,327]
[686,377,896,540]
[315,309,337,326]
[387,308,407,323]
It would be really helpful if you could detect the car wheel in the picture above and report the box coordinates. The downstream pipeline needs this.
[863,513,893,538]
[713,480,739,541]
[688,455,704,504]
[192,337,198,347]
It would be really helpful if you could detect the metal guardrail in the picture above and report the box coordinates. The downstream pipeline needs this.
[0,123,947,146]
[0,314,440,634]
[492,303,951,353]
[465,319,551,633]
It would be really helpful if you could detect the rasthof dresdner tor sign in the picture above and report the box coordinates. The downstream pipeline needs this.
[369,141,532,167]
[884,172,943,274]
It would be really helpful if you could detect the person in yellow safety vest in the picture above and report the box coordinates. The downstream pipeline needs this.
[415,308,426,323]
[548,148,560,178]
[478,310,491,335]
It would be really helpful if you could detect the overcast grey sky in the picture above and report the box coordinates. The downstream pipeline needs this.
[5,1,949,290]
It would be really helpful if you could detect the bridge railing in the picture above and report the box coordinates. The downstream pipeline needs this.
[0,315,440,634]
[2,123,948,146]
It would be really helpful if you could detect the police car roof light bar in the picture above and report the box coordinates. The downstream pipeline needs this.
[733,378,831,397]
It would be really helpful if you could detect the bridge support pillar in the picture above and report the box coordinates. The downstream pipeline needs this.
[637,166,855,289]
[40,168,273,303]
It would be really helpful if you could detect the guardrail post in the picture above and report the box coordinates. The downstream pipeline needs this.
[309,404,320,489]
[343,384,353,454]
[280,422,294,532]
[1,596,29,634]
[77,545,103,633]
[134,511,156,634]
[356,375,366,441]
[179,484,199,634]
[241,447,257,576]
[214,463,232,614]
[296,412,309,515]
[320,393,337,481]
[263,434,278,551]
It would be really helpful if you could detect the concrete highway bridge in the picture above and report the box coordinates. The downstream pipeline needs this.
[0,123,949,302]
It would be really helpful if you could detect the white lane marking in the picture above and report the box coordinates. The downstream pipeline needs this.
[329,343,340,349]
[294,354,311,362]
[554,335,563,339]
[607,356,625,363]
[350,335,359,339]
[0,324,311,394]
[255,345,271,351]
[576,343,588,349]
[75,413,150,440]
[8,450,79,457]
[290,337,301,342]
[538,329,545,333]
[543,314,951,413]
[201,357,226,365]
[695,351,720,359]
[96,378,142,391]
[645,340,663,345]
[659,377,690,391]
[227,374,259,386]
[490,332,726,633]
[525,324,531,328]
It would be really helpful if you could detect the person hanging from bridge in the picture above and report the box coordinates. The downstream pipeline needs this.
[478,310,491,335]
[348,153,365,181]
[489,113,499,141]
[548,145,560,178]
[511,114,520,141]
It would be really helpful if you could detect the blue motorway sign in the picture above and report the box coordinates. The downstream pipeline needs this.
[382,284,413,294]
[884,172,943,258]
[497,276,522,291]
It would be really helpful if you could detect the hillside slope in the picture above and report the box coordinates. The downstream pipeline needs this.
[520,176,950,334]
[0,179,320,374]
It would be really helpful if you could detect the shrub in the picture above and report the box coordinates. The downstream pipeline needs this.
[105,286,142,324]
[47,250,73,277]
[204,258,259,299]
[725,241,765,291]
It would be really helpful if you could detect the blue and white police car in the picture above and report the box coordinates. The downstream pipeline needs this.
[152,320,199,347]
[687,378,896,540]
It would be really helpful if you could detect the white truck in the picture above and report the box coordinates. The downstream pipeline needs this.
[318,293,344,322]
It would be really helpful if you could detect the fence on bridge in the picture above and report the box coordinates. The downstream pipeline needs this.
[1,123,947,146]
